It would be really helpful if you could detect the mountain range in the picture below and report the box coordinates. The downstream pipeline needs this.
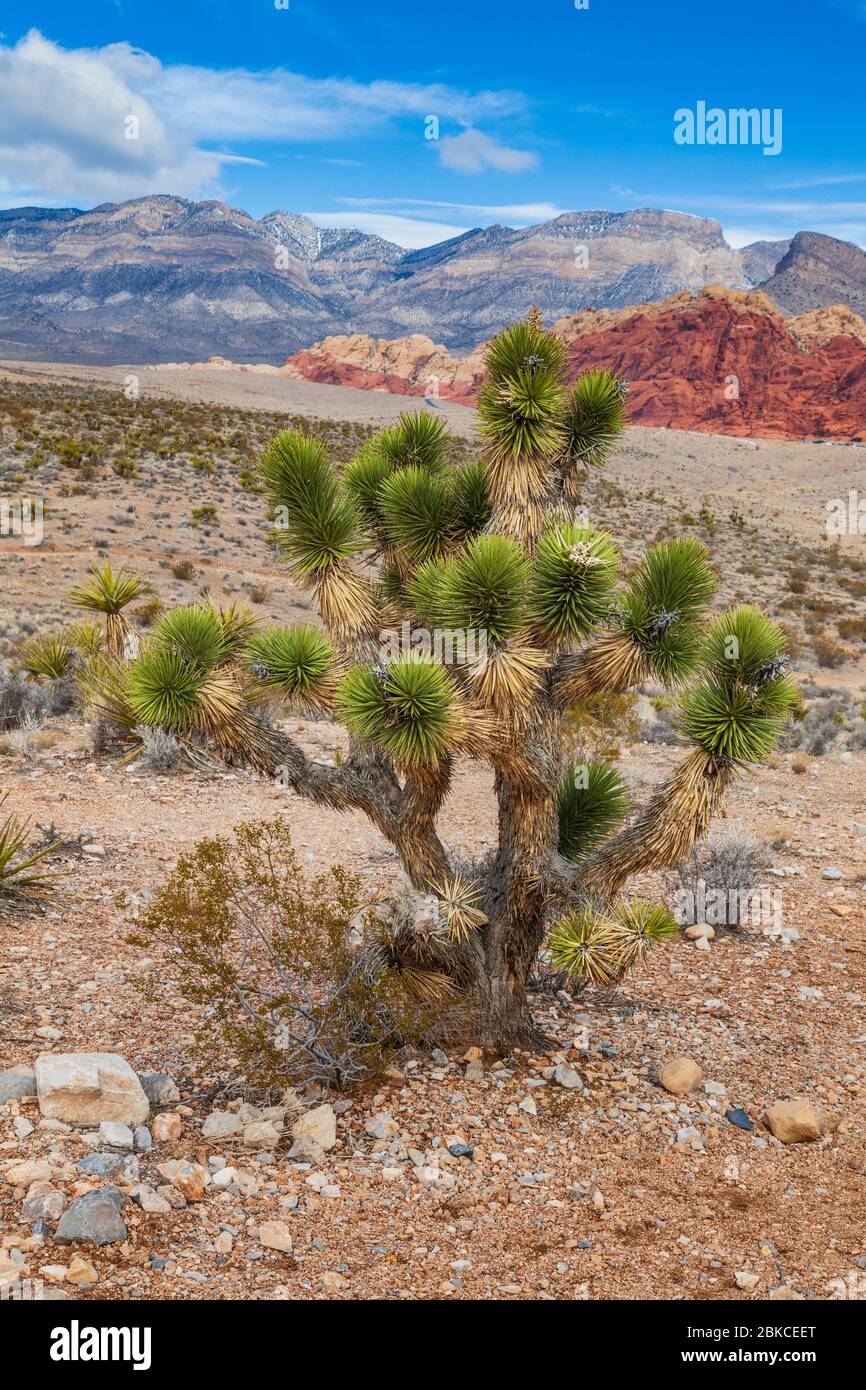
[1,195,865,365]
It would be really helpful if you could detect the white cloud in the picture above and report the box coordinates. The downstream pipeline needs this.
[339,196,564,223]
[437,128,538,175]
[0,30,528,207]
[304,211,470,249]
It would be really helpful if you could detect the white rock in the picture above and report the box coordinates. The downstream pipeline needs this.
[35,1053,149,1126]
[291,1103,336,1152]
[98,1121,134,1149]
[735,1271,760,1291]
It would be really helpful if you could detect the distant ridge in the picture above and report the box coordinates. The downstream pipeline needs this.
[1,195,858,365]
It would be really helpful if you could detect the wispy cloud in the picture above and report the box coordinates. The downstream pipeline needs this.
[340,196,564,222]
[0,29,529,206]
[771,171,866,190]
[304,211,471,248]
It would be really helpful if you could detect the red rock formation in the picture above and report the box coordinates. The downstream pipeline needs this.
[279,290,866,441]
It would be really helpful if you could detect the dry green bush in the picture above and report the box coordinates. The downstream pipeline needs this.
[130,820,442,1090]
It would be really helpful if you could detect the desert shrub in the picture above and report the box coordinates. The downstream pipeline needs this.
[171,559,197,581]
[786,566,809,594]
[783,693,850,755]
[131,820,442,1090]
[669,834,770,927]
[136,725,185,773]
[837,616,866,643]
[563,691,641,759]
[812,633,850,668]
[4,712,45,759]
[0,663,51,729]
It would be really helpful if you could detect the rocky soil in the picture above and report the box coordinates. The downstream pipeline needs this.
[1,728,865,1302]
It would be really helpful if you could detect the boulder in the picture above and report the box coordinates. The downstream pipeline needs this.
[55,1187,128,1246]
[659,1056,702,1096]
[765,1100,840,1144]
[35,1053,149,1126]
[291,1103,336,1153]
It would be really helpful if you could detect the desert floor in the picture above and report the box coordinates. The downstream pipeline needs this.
[1,361,864,1302]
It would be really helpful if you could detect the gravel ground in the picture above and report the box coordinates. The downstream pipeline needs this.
[1,725,864,1302]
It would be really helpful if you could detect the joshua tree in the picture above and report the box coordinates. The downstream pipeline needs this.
[244,315,798,1046]
[89,315,798,1048]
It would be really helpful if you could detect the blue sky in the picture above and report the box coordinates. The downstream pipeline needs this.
[1,0,865,248]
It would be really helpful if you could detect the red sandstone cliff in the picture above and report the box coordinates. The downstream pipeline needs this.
[278,288,866,441]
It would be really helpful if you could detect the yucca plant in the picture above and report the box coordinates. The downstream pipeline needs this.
[0,794,60,905]
[151,313,799,1046]
[68,561,151,659]
[21,631,75,682]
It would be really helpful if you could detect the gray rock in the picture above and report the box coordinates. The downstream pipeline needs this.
[21,1182,66,1222]
[139,1073,180,1107]
[202,1111,241,1139]
[554,1065,581,1090]
[288,1135,325,1164]
[75,1152,139,1182]
[822,867,843,880]
[129,1183,171,1214]
[133,1125,152,1152]
[55,1187,128,1246]
[0,1066,37,1104]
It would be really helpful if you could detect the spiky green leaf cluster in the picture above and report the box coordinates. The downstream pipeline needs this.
[550,898,677,983]
[679,605,799,762]
[152,604,227,672]
[69,560,150,616]
[559,368,629,471]
[531,522,619,643]
[260,431,359,577]
[21,631,75,681]
[127,647,205,729]
[335,655,456,766]
[379,466,455,564]
[477,321,566,459]
[620,538,716,684]
[243,625,335,708]
[438,534,529,643]
[557,760,630,862]
[0,794,60,902]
